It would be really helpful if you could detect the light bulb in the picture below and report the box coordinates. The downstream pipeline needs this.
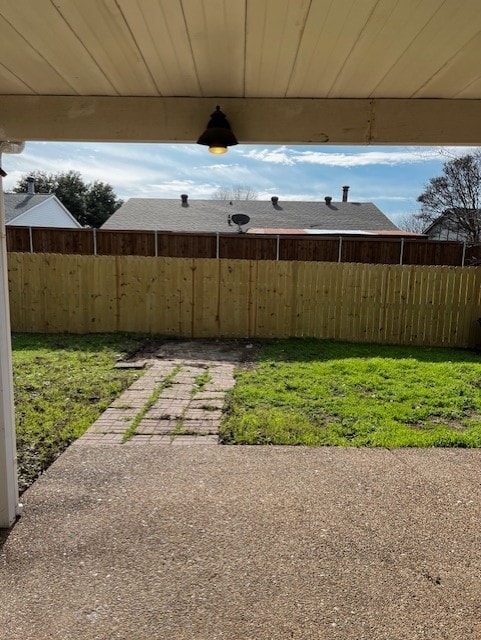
[209,146,228,155]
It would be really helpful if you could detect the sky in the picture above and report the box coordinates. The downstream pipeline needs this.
[2,142,479,226]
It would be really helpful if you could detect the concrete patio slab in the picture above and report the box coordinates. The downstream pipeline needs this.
[1,445,481,639]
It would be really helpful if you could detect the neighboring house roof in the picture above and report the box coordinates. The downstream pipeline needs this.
[4,194,52,223]
[4,193,82,228]
[101,198,400,234]
[423,208,480,240]
[422,210,453,235]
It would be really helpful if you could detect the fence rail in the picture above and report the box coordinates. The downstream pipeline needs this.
[6,226,481,266]
[7,253,481,347]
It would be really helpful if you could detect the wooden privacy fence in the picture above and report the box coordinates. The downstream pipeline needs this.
[6,226,481,266]
[7,253,481,347]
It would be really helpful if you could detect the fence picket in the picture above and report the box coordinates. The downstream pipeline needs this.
[6,253,481,348]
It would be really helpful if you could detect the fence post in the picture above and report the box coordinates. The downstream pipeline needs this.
[461,241,467,266]
[276,235,280,260]
[399,238,404,265]
[216,232,220,259]
[93,228,97,256]
[338,236,343,263]
[154,230,158,257]
[29,226,33,253]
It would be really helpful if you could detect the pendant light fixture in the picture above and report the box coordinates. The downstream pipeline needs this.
[197,105,238,154]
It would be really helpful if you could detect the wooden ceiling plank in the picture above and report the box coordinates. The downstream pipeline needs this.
[0,1,481,110]
[0,13,74,94]
[372,0,481,97]
[52,0,159,96]
[0,0,116,95]
[414,31,481,98]
[286,0,379,98]
[116,0,200,96]
[0,63,33,95]
[182,0,246,97]
[328,0,444,97]
[245,0,311,97]
[455,78,481,99]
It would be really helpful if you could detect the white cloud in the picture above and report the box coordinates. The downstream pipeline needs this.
[8,151,164,189]
[360,195,412,202]
[137,180,218,198]
[247,148,433,167]
[242,146,295,165]
[256,191,316,201]
[240,145,481,168]
[292,150,427,167]
[196,164,233,170]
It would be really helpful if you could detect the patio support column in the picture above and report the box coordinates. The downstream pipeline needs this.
[0,144,23,528]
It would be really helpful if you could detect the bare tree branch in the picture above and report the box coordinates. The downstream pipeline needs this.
[212,184,258,201]
[397,212,426,234]
[417,152,481,242]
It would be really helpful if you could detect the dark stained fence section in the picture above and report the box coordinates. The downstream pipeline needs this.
[96,230,155,256]
[280,237,339,261]
[5,227,481,267]
[6,227,30,252]
[220,235,277,260]
[32,227,94,254]
[341,238,402,264]
[157,233,216,258]
[403,240,464,266]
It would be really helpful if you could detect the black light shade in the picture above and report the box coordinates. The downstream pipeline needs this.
[197,105,238,154]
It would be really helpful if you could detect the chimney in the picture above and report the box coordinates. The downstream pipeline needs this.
[271,196,279,206]
[27,176,35,195]
[324,196,332,205]
[180,194,188,205]
[342,185,349,202]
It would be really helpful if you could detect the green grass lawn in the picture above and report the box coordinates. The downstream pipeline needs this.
[220,339,481,447]
[10,334,481,491]
[12,333,147,491]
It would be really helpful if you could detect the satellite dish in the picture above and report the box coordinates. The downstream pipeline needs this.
[231,213,250,233]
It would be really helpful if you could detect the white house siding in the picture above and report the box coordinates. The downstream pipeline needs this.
[7,199,80,228]
[425,220,466,241]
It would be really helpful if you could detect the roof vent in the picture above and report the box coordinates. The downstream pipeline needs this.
[180,194,188,206]
[271,196,279,206]
[324,196,332,205]
[342,185,350,202]
[27,176,35,195]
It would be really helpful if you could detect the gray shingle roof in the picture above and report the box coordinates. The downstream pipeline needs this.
[3,193,53,223]
[102,198,399,233]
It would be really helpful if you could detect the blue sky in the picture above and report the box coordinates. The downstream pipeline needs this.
[2,142,478,226]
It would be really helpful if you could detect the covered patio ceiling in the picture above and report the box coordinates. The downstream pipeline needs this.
[1,0,481,144]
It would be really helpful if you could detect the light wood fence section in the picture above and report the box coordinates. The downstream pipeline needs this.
[7,253,481,347]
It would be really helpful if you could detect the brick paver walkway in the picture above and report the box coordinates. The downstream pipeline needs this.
[78,341,246,446]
